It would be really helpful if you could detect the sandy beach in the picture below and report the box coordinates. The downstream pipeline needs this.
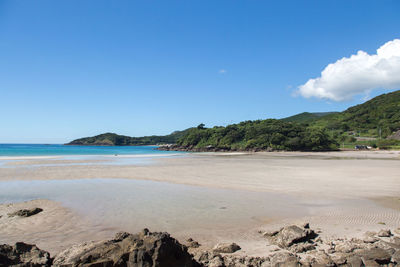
[0,151,399,256]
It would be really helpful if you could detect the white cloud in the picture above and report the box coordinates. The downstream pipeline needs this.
[297,39,400,101]
[219,69,227,74]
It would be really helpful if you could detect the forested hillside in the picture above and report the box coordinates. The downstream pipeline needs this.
[175,120,337,151]
[310,90,400,138]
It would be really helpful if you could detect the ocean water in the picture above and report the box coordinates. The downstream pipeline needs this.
[0,144,179,157]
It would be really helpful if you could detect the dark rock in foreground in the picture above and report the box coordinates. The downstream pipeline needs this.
[8,208,43,218]
[263,225,317,249]
[53,229,200,267]
[0,242,52,267]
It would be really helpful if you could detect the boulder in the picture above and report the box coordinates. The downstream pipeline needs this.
[269,252,300,267]
[309,251,334,267]
[392,250,400,263]
[0,242,52,267]
[53,229,200,267]
[357,247,392,265]
[8,208,43,218]
[206,254,224,267]
[266,225,317,248]
[213,243,241,253]
[263,230,279,237]
[330,253,348,266]
[194,251,216,263]
[377,229,392,237]
[345,255,363,267]
[363,236,379,243]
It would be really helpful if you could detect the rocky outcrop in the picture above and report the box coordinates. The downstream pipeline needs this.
[158,144,233,152]
[157,144,270,153]
[2,226,400,266]
[0,242,52,267]
[53,229,200,267]
[8,208,43,218]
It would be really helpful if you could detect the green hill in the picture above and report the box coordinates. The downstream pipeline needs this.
[281,112,338,123]
[66,129,191,146]
[311,90,400,138]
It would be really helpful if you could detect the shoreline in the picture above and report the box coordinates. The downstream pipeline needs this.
[1,148,399,159]
[0,152,185,161]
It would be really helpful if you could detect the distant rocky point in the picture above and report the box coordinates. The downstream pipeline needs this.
[66,130,190,146]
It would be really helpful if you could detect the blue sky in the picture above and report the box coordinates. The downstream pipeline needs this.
[1,0,399,143]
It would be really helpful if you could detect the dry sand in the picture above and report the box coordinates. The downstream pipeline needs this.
[0,150,399,256]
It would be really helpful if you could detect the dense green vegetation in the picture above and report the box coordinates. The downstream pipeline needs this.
[309,90,400,138]
[281,112,338,124]
[297,90,400,150]
[176,120,338,151]
[67,129,191,146]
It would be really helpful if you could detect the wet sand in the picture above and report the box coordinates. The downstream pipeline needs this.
[0,199,115,253]
[0,151,399,255]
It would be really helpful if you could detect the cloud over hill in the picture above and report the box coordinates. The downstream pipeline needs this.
[297,39,400,101]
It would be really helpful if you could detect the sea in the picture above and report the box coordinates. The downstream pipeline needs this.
[0,143,178,157]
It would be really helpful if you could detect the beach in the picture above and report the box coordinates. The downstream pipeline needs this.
[0,150,400,257]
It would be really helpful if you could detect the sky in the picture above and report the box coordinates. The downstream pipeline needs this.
[0,0,399,143]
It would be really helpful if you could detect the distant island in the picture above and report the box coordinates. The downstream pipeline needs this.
[66,90,400,151]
